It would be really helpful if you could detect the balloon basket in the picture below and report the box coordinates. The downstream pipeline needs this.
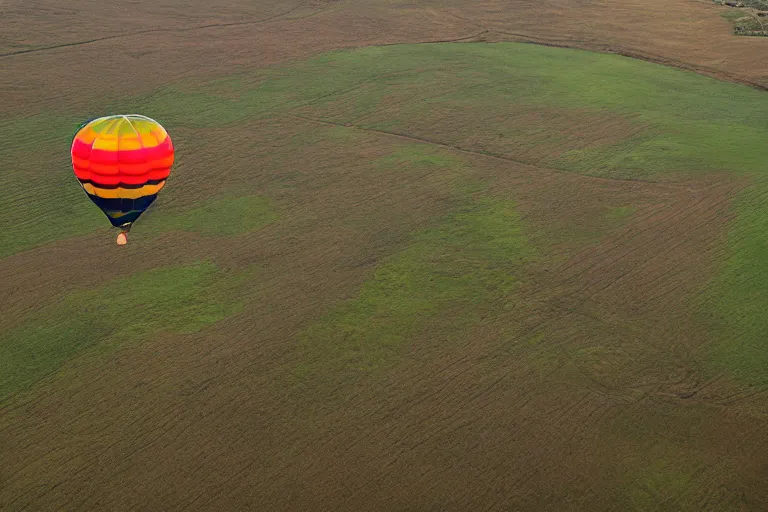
[116,232,128,245]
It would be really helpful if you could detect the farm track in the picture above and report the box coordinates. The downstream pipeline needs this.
[0,14,298,58]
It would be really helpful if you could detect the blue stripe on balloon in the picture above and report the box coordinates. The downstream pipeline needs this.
[86,194,158,227]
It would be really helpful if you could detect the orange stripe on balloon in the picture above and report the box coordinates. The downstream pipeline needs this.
[153,154,175,167]
[75,129,98,145]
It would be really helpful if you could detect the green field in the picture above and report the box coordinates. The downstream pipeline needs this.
[716,0,768,11]
[3,42,768,509]
[720,8,768,36]
[0,262,245,399]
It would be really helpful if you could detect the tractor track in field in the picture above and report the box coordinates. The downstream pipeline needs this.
[286,113,676,185]
[0,7,314,58]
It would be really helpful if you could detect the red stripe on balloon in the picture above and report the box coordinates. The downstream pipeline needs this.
[83,167,171,186]
[74,163,171,184]
[71,139,92,159]
[71,137,174,165]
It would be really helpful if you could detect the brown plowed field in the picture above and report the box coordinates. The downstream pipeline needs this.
[2,0,768,116]
[2,0,767,510]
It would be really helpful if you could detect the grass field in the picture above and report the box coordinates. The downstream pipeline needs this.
[2,2,768,510]
[0,261,247,400]
[716,0,768,10]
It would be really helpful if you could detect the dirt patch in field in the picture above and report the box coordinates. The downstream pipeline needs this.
[2,0,768,120]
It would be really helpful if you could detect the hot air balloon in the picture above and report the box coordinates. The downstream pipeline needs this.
[71,114,174,245]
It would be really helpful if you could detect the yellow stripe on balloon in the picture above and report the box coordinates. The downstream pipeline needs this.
[92,118,116,133]
[98,118,121,138]
[75,116,169,149]
[118,138,143,151]
[92,137,119,151]
[139,133,160,147]
[83,181,166,199]
[106,211,132,219]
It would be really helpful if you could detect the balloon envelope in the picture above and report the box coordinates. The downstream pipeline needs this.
[71,115,174,229]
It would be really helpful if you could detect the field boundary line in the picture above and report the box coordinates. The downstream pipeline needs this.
[491,30,768,93]
[286,113,671,185]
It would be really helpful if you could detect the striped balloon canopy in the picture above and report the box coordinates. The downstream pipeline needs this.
[71,114,174,244]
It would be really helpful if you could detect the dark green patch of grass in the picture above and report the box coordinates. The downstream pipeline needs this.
[721,10,750,21]
[698,178,768,386]
[720,9,767,35]
[374,143,466,171]
[0,114,105,258]
[627,456,700,510]
[605,205,636,220]
[745,0,768,8]
[139,195,278,237]
[294,194,532,385]
[0,261,245,401]
[600,405,746,511]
